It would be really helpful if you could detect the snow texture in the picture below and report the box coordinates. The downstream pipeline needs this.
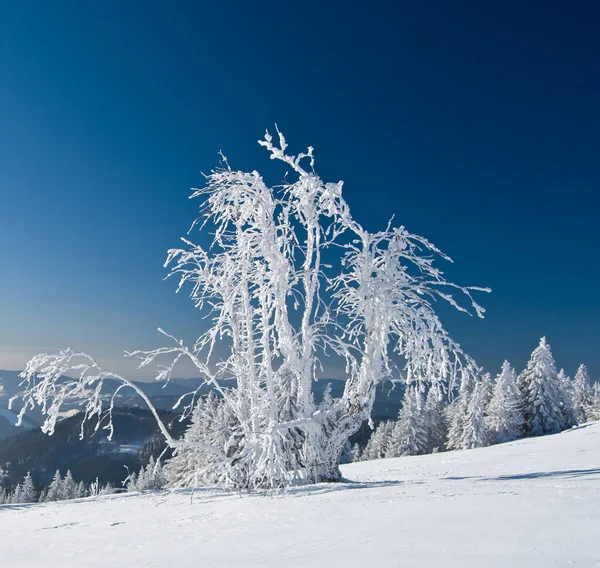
[2,421,599,567]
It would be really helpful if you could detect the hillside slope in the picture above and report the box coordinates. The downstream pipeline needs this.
[2,422,599,567]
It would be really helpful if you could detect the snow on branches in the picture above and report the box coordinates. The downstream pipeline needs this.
[10,128,488,490]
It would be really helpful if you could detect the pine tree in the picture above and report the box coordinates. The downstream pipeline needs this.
[388,384,428,457]
[486,361,525,443]
[460,380,489,449]
[361,421,394,461]
[446,371,476,450]
[99,482,115,495]
[165,393,236,488]
[572,364,592,424]
[45,470,63,502]
[126,471,138,492]
[11,484,23,504]
[61,470,77,500]
[556,369,576,428]
[519,337,568,436]
[424,383,447,453]
[19,472,37,503]
[76,481,88,498]
[589,382,600,421]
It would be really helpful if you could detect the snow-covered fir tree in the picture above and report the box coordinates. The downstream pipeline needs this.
[486,361,524,443]
[446,370,476,450]
[164,392,236,488]
[11,472,37,504]
[480,372,494,410]
[460,380,489,449]
[518,337,570,436]
[60,470,77,500]
[556,369,576,428]
[589,382,600,421]
[45,470,63,502]
[76,481,88,498]
[423,382,448,453]
[388,384,429,457]
[572,364,592,424]
[361,421,395,461]
[135,456,167,491]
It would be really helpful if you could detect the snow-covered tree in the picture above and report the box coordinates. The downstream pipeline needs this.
[388,384,428,457]
[135,457,167,491]
[480,372,494,409]
[446,370,476,450]
[518,337,569,437]
[164,392,236,488]
[446,372,490,450]
[423,382,447,452]
[45,470,63,501]
[361,421,395,461]
[11,128,487,490]
[589,382,600,421]
[460,380,489,449]
[556,369,576,428]
[486,361,524,443]
[76,481,88,498]
[61,470,77,500]
[12,472,37,504]
[572,364,592,424]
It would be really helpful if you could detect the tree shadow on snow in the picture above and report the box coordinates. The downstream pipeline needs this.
[281,478,419,498]
[444,467,600,483]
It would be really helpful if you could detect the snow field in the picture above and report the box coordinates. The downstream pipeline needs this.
[2,422,599,568]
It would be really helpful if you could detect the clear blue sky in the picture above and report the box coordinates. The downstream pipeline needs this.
[1,1,598,379]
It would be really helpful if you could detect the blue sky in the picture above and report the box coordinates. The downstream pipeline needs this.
[1,1,598,379]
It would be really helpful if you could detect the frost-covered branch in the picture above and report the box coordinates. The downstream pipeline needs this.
[14,127,488,490]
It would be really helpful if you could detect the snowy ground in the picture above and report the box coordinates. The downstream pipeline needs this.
[2,423,600,568]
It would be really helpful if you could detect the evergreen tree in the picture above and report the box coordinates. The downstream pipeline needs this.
[388,384,428,457]
[519,337,569,436]
[45,470,64,502]
[486,361,524,443]
[572,364,592,424]
[460,380,489,449]
[20,472,37,503]
[446,370,476,450]
[556,369,576,428]
[589,382,600,421]
[11,483,23,504]
[424,383,447,453]
[164,393,236,488]
[61,470,77,500]
[126,471,138,492]
[99,482,115,495]
[76,481,88,498]
[361,421,394,461]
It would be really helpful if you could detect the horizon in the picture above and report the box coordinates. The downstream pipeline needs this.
[1,2,598,380]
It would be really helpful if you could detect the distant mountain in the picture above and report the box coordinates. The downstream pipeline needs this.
[0,370,405,419]
[0,406,186,489]
[0,409,38,441]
